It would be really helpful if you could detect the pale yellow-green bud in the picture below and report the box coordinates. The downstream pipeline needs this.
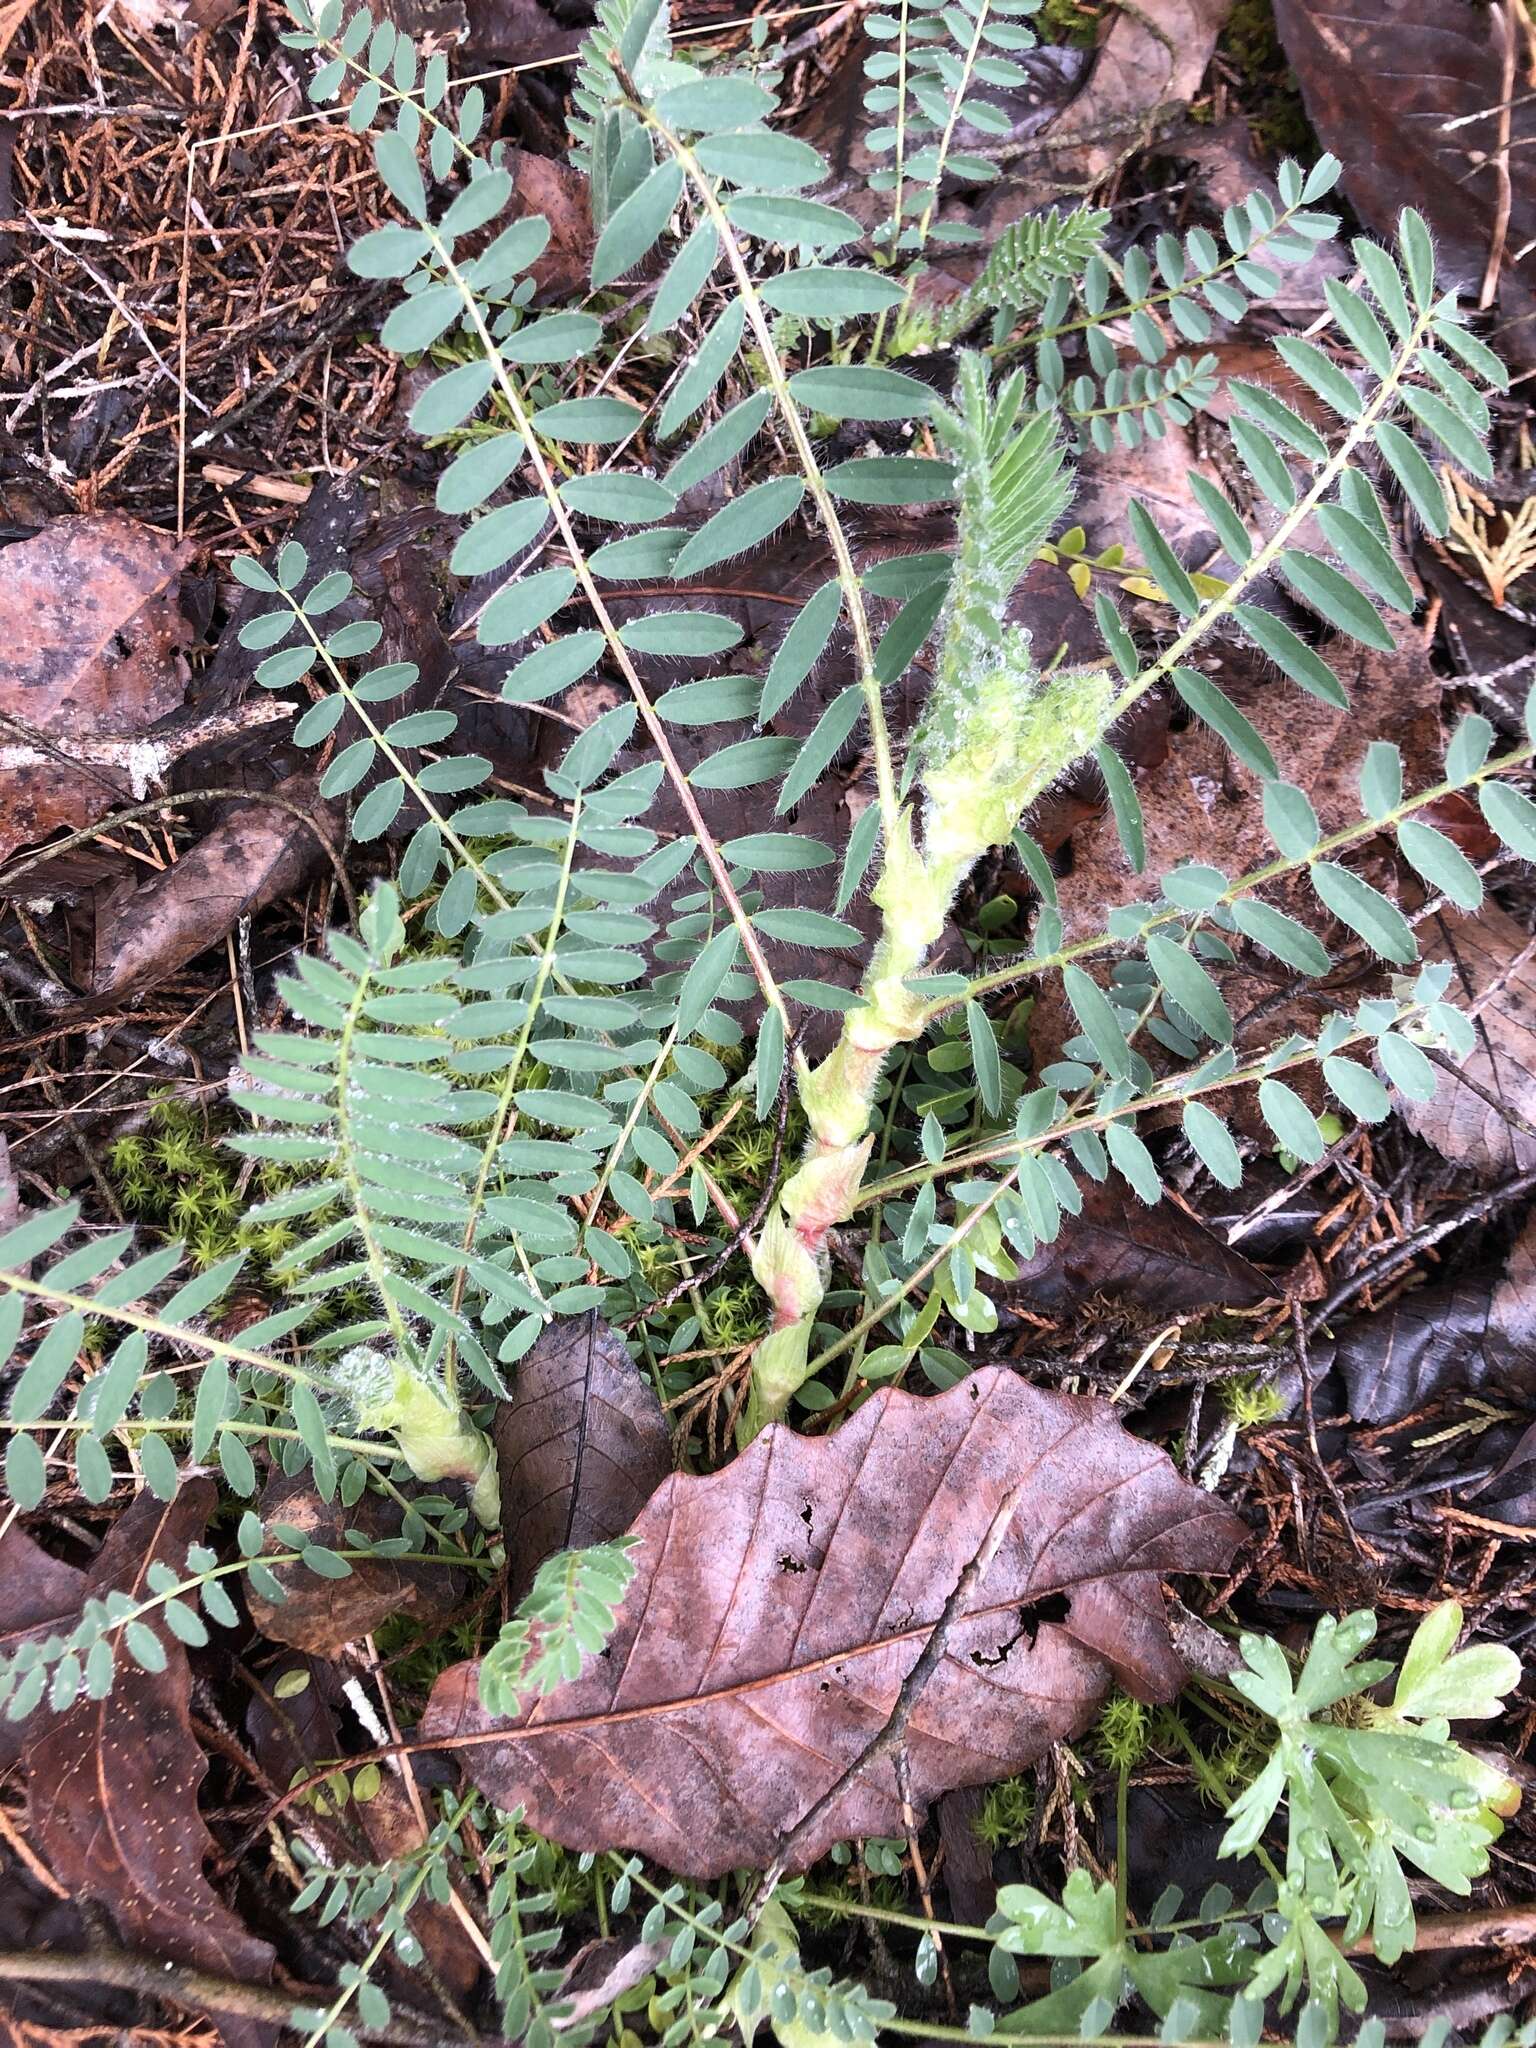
[342,1346,500,1528]
[923,664,1114,874]
[749,1208,823,1329]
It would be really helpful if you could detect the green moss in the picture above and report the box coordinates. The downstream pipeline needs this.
[1093,1688,1150,1769]
[973,1773,1036,1850]
[1034,0,1105,46]
[1214,0,1315,157]
[1218,1373,1285,1430]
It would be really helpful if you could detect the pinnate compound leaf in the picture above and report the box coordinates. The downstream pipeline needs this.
[421,1371,1243,1874]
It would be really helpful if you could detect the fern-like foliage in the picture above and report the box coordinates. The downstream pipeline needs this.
[479,1537,639,1711]
[922,161,1355,452]
[863,0,1043,255]
[935,203,1110,341]
[917,357,1093,857]
[568,0,675,228]
[0,5,1530,2040]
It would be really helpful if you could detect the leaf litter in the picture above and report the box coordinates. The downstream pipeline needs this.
[423,1370,1244,1874]
[2,0,1536,2037]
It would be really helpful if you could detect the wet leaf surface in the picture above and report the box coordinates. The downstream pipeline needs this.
[20,1482,276,2048]
[423,1370,1243,1876]
[1005,1180,1271,1314]
[1320,1208,1536,1424]
[496,1312,673,1606]
[1320,1264,1522,1424]
[0,513,194,863]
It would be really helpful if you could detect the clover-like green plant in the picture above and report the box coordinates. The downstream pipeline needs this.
[1224,1603,1521,1986]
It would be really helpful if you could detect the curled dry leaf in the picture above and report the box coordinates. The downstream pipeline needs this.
[85,773,341,996]
[1005,1179,1269,1315]
[495,1312,672,1606]
[18,1483,275,2048]
[0,514,194,863]
[1398,904,1536,1175]
[245,1472,470,1659]
[1273,0,1536,356]
[423,1369,1244,1876]
[1322,1206,1536,1423]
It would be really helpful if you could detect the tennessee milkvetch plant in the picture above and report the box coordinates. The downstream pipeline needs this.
[0,2,1530,2041]
[0,0,1529,1801]
[1,0,1531,1551]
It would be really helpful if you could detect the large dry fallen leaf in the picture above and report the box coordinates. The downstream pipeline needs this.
[1005,1181,1269,1315]
[1398,904,1536,1175]
[18,1483,275,2048]
[423,1370,1244,1876]
[1273,0,1535,362]
[0,514,194,863]
[495,1313,672,1607]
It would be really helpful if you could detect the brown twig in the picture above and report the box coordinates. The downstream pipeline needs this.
[0,1948,497,2048]
[745,1474,1029,1915]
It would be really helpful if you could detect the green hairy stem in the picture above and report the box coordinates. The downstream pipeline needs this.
[744,359,1111,1435]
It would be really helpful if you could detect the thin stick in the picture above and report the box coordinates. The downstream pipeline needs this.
[746,1474,1028,1912]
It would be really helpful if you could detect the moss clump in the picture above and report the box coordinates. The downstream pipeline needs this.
[1034,0,1106,46]
[973,1773,1036,1850]
[1215,0,1315,157]
[1218,1372,1286,1430]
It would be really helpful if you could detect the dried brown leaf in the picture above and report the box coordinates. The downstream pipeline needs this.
[422,1370,1243,1875]
[508,150,593,300]
[22,1483,275,2048]
[84,774,340,995]
[0,514,194,863]
[1398,904,1536,1175]
[245,1473,470,1658]
[1273,0,1536,360]
[1005,1180,1269,1314]
[496,1313,672,1606]
[1032,0,1232,180]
